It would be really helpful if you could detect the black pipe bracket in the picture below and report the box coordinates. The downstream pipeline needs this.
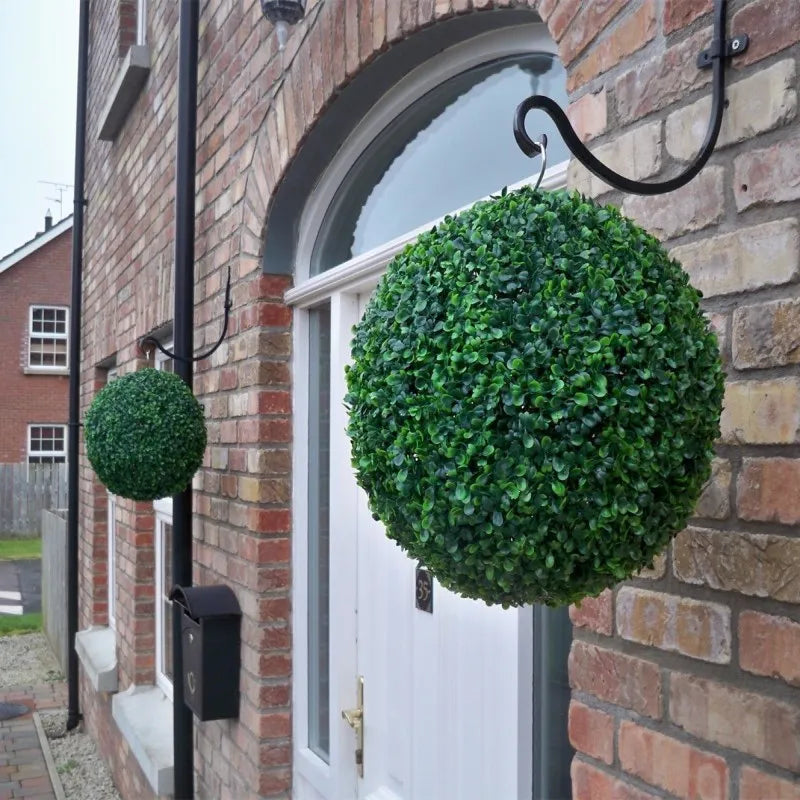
[139,266,233,364]
[514,0,750,196]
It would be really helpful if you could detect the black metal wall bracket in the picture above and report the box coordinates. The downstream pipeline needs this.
[514,0,750,196]
[140,266,232,364]
[697,34,749,68]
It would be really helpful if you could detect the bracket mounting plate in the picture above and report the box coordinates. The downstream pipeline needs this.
[697,34,750,68]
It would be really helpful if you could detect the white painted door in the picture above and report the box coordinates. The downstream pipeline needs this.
[331,292,531,800]
[292,164,571,800]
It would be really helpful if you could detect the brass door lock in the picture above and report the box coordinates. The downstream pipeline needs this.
[341,676,364,778]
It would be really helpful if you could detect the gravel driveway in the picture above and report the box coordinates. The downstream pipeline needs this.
[1,632,121,800]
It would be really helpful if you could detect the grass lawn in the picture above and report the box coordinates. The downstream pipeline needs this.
[0,612,42,635]
[0,537,41,560]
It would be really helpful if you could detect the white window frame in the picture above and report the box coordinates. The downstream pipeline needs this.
[28,305,69,371]
[136,0,147,45]
[154,503,174,700]
[106,367,119,631]
[27,424,67,465]
[287,22,566,799]
[153,344,174,699]
[107,493,118,631]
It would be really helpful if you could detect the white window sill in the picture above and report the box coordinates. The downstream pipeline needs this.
[75,626,118,693]
[112,685,174,796]
[98,45,150,141]
[23,367,69,376]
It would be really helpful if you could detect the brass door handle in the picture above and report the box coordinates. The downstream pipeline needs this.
[342,707,362,728]
[342,676,364,777]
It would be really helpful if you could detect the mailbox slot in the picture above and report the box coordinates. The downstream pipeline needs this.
[170,584,242,721]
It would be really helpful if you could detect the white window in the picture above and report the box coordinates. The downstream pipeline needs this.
[28,425,67,464]
[106,368,118,630]
[154,502,174,699]
[29,306,68,370]
[154,344,174,697]
[136,0,147,45]
[107,493,117,631]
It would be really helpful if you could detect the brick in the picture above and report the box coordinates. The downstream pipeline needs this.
[739,611,800,687]
[623,167,723,240]
[733,298,800,369]
[558,0,627,65]
[536,0,559,22]
[670,219,800,297]
[664,0,712,33]
[666,60,796,162]
[694,458,731,520]
[569,589,612,635]
[569,121,662,198]
[616,587,731,663]
[737,458,800,525]
[568,701,614,764]
[566,89,607,142]
[673,527,800,604]
[572,760,660,800]
[615,27,711,124]
[567,0,657,91]
[670,672,800,771]
[707,312,728,367]
[735,136,800,211]
[740,766,800,800]
[731,0,800,67]
[548,0,581,41]
[569,641,662,718]
[619,720,728,800]
[635,550,666,580]
[720,379,800,445]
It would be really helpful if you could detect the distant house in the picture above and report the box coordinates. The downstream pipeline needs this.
[0,214,72,465]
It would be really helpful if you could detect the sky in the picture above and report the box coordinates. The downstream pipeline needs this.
[0,1,79,258]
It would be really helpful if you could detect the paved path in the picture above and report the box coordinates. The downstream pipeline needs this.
[0,682,66,799]
[0,560,41,615]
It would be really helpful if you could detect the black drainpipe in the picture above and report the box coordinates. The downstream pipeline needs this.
[66,0,90,733]
[172,1,199,796]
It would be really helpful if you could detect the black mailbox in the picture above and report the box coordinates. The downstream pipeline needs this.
[170,584,242,721]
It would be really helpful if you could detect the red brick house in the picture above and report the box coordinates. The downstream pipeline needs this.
[0,215,72,466]
[75,1,800,799]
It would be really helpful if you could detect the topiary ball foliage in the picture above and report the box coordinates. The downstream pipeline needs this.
[345,187,724,608]
[85,368,207,501]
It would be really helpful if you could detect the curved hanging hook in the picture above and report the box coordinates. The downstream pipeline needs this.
[140,266,233,363]
[514,0,749,196]
[531,134,548,191]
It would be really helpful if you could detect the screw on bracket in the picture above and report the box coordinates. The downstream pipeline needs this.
[697,34,750,68]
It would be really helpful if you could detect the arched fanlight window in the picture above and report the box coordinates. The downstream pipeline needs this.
[298,24,569,277]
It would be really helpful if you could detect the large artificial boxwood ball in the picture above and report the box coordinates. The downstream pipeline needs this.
[85,367,207,501]
[345,187,724,608]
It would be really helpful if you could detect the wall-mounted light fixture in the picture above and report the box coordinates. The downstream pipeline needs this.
[260,0,305,50]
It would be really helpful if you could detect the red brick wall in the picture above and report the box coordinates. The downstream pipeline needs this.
[79,0,800,798]
[0,228,71,464]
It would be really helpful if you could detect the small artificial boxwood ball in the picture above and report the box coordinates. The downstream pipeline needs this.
[345,187,724,608]
[85,367,207,502]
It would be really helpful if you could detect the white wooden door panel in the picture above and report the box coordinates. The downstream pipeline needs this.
[348,291,529,800]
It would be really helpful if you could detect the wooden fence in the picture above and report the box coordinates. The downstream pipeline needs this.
[0,463,68,536]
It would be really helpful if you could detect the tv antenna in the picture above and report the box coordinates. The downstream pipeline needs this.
[38,181,74,220]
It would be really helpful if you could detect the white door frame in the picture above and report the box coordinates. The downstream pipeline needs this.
[290,162,568,799]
